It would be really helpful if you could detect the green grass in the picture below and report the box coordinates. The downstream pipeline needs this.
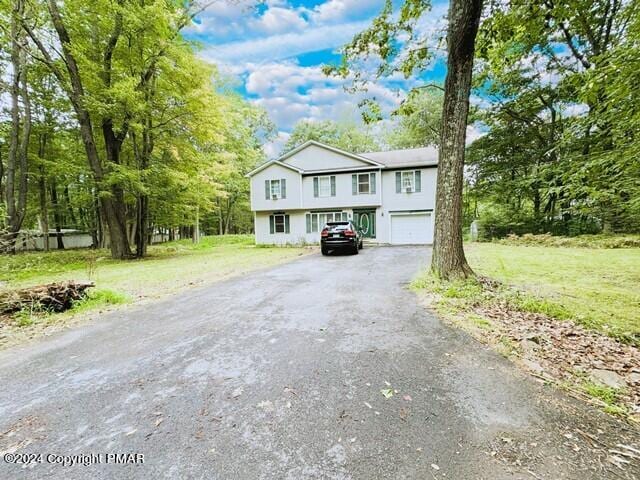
[0,234,307,316]
[464,243,640,342]
[581,381,628,416]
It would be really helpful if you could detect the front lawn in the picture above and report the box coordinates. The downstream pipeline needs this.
[0,235,309,346]
[464,243,640,340]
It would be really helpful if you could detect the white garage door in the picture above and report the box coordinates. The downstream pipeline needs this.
[391,213,432,245]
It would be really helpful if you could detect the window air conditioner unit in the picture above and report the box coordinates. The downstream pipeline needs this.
[272,194,278,200]
[404,186,412,193]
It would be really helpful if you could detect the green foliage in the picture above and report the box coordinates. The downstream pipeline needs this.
[283,119,380,154]
[0,0,267,254]
[386,87,443,148]
[70,289,130,313]
[469,0,640,236]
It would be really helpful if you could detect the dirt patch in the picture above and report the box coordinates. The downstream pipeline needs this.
[475,302,640,415]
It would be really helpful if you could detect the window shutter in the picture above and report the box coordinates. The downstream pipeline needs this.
[414,170,421,192]
[280,179,286,199]
[284,215,290,233]
[269,215,275,234]
[395,172,401,193]
[352,174,357,195]
[265,180,270,199]
[313,177,319,197]
[370,172,376,194]
[306,214,311,233]
[330,176,336,196]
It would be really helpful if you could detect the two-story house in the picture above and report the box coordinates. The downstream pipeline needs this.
[247,140,438,245]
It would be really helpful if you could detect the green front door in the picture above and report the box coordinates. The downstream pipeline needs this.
[353,209,376,238]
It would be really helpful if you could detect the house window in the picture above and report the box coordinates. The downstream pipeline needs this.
[358,173,370,194]
[318,176,332,197]
[306,211,348,233]
[395,170,421,193]
[402,171,414,192]
[313,175,336,197]
[352,172,376,195]
[265,179,286,200]
[269,213,290,234]
[274,214,285,233]
[270,180,281,198]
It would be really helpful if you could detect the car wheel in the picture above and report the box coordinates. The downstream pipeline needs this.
[352,244,359,255]
[321,246,329,256]
[359,240,363,250]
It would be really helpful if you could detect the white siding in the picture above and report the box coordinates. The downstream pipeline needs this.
[251,164,302,212]
[302,172,381,209]
[381,168,437,212]
[283,144,372,171]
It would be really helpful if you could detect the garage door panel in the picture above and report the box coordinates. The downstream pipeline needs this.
[391,213,432,245]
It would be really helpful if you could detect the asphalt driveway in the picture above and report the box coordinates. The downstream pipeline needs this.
[0,246,637,479]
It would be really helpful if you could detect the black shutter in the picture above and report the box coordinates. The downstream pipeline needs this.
[395,172,401,193]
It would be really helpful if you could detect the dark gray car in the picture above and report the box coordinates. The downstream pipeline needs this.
[320,221,363,255]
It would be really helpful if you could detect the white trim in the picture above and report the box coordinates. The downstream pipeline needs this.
[246,160,304,177]
[277,140,385,167]
[303,165,379,174]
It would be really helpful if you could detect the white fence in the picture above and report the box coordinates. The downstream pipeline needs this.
[11,231,170,252]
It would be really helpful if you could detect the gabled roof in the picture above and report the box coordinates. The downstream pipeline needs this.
[278,140,385,167]
[361,146,439,168]
[246,141,439,177]
[245,160,304,178]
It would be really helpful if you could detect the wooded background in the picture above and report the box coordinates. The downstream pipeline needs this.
[1,0,639,258]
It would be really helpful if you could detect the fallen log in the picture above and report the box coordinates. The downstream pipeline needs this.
[0,281,95,314]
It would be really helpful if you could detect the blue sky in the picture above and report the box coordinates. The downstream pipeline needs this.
[184,0,451,156]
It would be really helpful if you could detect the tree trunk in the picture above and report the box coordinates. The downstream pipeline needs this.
[3,1,30,254]
[431,0,482,280]
[22,0,131,259]
[38,166,49,252]
[50,182,65,250]
[193,206,200,244]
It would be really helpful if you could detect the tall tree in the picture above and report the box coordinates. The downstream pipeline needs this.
[431,0,482,279]
[3,0,31,253]
[386,86,443,149]
[325,0,482,278]
[20,0,205,258]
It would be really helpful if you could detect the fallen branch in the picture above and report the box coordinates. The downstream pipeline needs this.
[0,281,95,314]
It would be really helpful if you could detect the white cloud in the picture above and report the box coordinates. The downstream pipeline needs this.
[263,130,291,158]
[562,103,589,117]
[201,19,372,64]
[466,122,488,145]
[311,0,382,24]
[250,6,308,34]
[239,61,407,131]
